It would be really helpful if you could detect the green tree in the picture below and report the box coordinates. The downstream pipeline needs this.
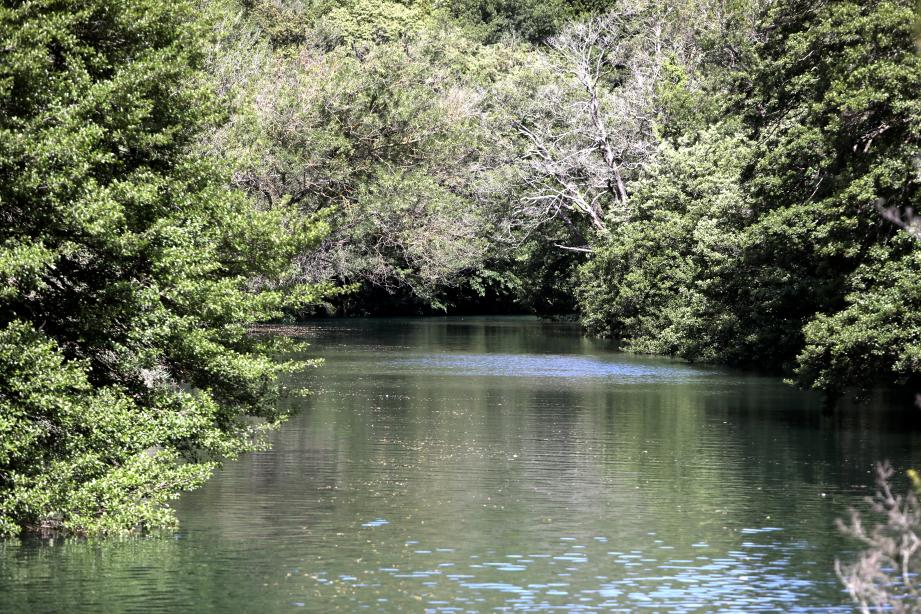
[0,0,327,536]
[577,127,752,358]
[796,244,921,395]
[738,0,921,380]
[326,0,429,44]
[577,0,921,394]
[438,0,571,43]
[208,7,531,311]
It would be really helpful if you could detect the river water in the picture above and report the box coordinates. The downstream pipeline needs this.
[3,317,921,612]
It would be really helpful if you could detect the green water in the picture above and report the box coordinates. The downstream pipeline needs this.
[3,317,921,612]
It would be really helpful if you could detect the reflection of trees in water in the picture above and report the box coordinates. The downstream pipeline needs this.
[1,536,218,613]
[10,319,921,611]
[287,319,921,544]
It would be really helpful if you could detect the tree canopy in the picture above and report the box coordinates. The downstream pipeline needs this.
[0,0,328,536]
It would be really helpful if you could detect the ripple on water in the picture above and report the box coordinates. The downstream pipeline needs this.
[298,532,843,613]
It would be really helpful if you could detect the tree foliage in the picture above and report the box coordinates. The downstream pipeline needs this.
[746,0,921,386]
[0,0,327,536]
[208,1,539,312]
[575,0,921,395]
[577,127,753,358]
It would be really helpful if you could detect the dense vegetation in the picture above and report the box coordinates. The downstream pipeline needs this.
[1,0,919,535]
[0,0,329,536]
[581,0,921,396]
[213,0,921,396]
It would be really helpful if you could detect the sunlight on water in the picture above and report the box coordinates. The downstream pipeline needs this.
[392,353,713,381]
[287,527,837,612]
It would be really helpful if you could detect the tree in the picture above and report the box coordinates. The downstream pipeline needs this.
[208,5,529,310]
[796,245,921,395]
[325,0,428,44]
[575,0,921,392]
[509,0,741,246]
[0,0,327,536]
[577,126,753,356]
[511,6,666,239]
[710,0,918,378]
[743,0,921,388]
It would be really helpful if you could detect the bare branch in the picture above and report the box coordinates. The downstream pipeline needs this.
[837,462,921,612]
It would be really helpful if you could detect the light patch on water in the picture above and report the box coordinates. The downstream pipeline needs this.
[741,527,784,534]
[390,353,712,381]
[343,534,835,613]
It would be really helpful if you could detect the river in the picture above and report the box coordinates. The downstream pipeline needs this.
[3,317,921,612]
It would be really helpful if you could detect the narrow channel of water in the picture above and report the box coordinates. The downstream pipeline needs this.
[2,317,920,612]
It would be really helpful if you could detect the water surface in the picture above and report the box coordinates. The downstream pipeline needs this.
[3,317,921,612]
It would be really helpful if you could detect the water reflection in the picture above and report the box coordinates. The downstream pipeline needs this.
[2,317,920,613]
